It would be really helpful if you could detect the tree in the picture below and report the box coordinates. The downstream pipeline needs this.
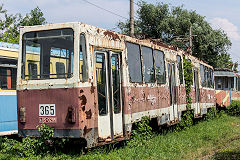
[117,2,233,69]
[0,5,47,44]
[20,7,46,26]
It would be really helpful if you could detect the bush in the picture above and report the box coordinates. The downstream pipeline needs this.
[0,124,68,157]
[205,107,216,120]
[0,137,2,150]
[227,100,240,116]
[0,136,38,157]
[128,116,153,147]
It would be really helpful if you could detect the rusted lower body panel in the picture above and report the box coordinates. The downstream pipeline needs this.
[177,85,187,105]
[17,87,98,147]
[190,88,215,104]
[216,90,240,107]
[200,89,216,104]
[123,86,171,115]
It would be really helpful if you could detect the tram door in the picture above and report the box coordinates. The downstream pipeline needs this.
[193,69,201,115]
[168,63,178,121]
[95,51,123,140]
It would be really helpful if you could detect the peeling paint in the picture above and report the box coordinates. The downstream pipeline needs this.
[85,109,92,119]
[79,95,87,106]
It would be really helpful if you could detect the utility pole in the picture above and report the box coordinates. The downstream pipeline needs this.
[130,0,134,37]
[189,26,193,55]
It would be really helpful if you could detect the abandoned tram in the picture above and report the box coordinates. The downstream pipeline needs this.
[17,22,215,147]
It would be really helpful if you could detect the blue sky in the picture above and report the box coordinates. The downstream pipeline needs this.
[1,0,240,66]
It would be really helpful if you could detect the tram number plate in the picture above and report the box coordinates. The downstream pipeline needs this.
[39,104,55,116]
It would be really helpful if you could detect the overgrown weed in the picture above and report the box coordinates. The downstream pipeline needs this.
[0,124,68,157]
[227,100,240,116]
[128,116,153,148]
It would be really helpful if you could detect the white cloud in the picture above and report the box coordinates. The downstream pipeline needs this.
[210,17,240,41]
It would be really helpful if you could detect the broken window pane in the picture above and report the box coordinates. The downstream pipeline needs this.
[126,42,142,83]
[142,46,155,83]
[22,28,74,79]
[154,50,166,84]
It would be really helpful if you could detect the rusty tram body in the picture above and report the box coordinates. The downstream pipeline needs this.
[17,22,215,147]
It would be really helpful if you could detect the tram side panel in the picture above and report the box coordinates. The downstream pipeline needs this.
[0,90,17,135]
[0,65,18,135]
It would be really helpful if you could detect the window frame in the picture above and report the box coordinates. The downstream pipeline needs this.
[154,49,166,84]
[21,28,74,80]
[126,42,143,83]
[141,45,155,83]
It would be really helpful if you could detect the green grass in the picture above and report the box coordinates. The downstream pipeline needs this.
[1,114,240,160]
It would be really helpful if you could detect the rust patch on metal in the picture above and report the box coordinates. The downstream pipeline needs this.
[82,105,86,111]
[90,82,95,94]
[103,30,120,40]
[151,40,177,51]
[85,109,92,119]
[83,126,92,135]
[79,95,87,105]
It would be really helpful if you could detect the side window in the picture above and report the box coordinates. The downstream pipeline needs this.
[80,33,88,82]
[238,78,240,91]
[225,77,228,89]
[126,42,142,83]
[28,63,38,79]
[177,55,183,84]
[0,67,8,89]
[215,77,222,89]
[142,46,155,83]
[11,68,17,89]
[154,50,166,84]
[209,68,214,88]
[56,62,65,78]
[231,77,234,89]
[200,64,205,87]
[204,66,209,88]
[0,67,16,90]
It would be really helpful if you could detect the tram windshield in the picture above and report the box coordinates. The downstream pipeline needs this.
[22,28,74,80]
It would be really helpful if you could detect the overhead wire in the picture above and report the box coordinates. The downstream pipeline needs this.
[82,0,128,20]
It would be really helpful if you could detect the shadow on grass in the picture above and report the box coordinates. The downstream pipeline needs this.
[213,151,240,160]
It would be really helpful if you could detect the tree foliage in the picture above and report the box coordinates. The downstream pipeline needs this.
[117,2,233,68]
[0,5,46,44]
